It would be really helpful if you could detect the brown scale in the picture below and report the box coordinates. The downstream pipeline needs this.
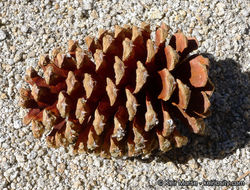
[20,22,214,158]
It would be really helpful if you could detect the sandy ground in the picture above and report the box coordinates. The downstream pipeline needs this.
[0,0,249,189]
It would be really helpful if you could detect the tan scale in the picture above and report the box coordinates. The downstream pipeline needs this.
[113,56,126,86]
[75,97,91,124]
[112,106,128,141]
[106,78,118,106]
[66,71,80,95]
[125,88,138,121]
[145,96,159,132]
[158,68,177,101]
[56,91,71,118]
[133,61,148,94]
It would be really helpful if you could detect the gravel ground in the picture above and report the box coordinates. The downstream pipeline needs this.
[0,0,249,190]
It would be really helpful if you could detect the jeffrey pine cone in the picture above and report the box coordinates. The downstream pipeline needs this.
[19,23,214,158]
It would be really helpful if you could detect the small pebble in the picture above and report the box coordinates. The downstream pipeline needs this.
[20,26,29,33]
[13,52,23,63]
[0,30,6,41]
[149,9,163,19]
[83,0,93,10]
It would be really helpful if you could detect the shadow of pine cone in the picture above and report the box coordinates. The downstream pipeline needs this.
[155,55,249,164]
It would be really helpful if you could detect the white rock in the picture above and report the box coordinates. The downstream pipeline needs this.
[0,30,6,41]
[13,52,23,63]
[20,25,29,33]
[83,0,93,10]
[217,3,225,16]
[15,153,25,163]
[4,168,12,178]
[179,10,187,17]
[93,159,101,167]
[107,176,113,184]
[13,120,21,129]
[0,137,5,143]
[10,171,19,181]
[26,41,32,47]
[100,186,109,190]
[149,9,163,19]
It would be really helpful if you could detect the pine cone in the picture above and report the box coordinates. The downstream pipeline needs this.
[19,23,214,158]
